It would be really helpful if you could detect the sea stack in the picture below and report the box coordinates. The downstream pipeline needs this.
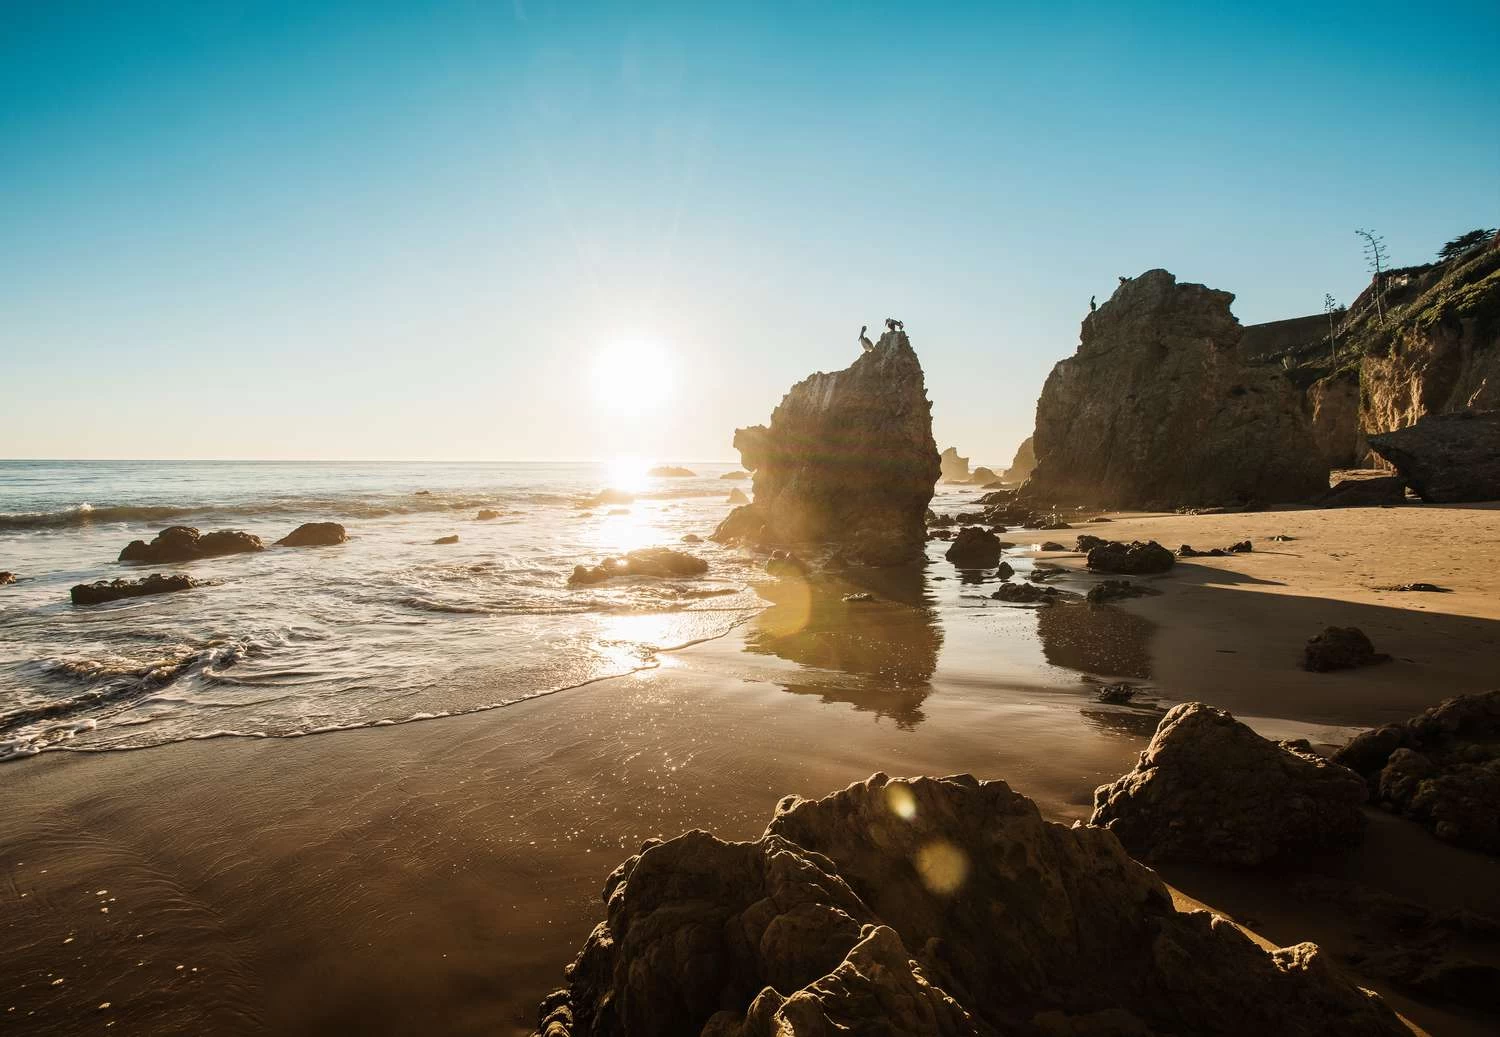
[1024,270,1327,508]
[713,329,940,565]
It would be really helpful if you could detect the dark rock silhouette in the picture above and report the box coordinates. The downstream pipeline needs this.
[944,526,1002,568]
[1333,690,1500,852]
[535,773,1403,1037]
[1086,539,1175,575]
[568,548,708,586]
[276,522,348,547]
[1303,626,1390,672]
[118,526,264,564]
[1026,270,1327,508]
[1368,410,1500,502]
[71,573,201,606]
[713,330,940,566]
[1091,703,1368,865]
[1314,475,1406,507]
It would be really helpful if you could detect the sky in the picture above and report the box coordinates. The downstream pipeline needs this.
[2,1,1497,463]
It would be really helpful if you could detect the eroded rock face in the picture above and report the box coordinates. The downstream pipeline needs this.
[1367,410,1500,503]
[1308,370,1364,468]
[537,773,1403,1037]
[1333,690,1500,853]
[71,573,201,606]
[713,331,940,566]
[118,526,264,564]
[1090,703,1368,865]
[276,522,349,547]
[1025,270,1328,508]
[1005,435,1036,483]
[939,446,970,482]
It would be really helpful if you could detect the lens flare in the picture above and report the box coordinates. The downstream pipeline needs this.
[914,839,968,895]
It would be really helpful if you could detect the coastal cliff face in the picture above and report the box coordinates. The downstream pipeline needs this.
[1004,434,1035,482]
[534,773,1405,1037]
[1024,270,1328,508]
[716,330,940,565]
[1307,370,1364,468]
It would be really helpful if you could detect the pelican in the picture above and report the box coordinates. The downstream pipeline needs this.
[859,325,875,352]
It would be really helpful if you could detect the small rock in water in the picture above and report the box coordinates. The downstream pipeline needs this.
[995,561,1014,580]
[842,592,875,603]
[119,526,264,564]
[1095,683,1139,704]
[680,534,703,544]
[1039,541,1066,552]
[945,526,1003,568]
[647,465,695,478]
[1302,626,1391,672]
[71,573,201,606]
[276,521,348,547]
[570,548,709,585]
[475,509,501,520]
[0,571,16,585]
[434,534,460,545]
[1086,579,1156,604]
[991,582,1053,604]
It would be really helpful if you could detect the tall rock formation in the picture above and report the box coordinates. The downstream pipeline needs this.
[713,330,940,565]
[938,446,970,482]
[1024,270,1328,508]
[1004,434,1036,482]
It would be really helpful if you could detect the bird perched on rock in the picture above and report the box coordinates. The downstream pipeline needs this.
[1089,295,1097,313]
[859,325,875,352]
[885,317,904,332]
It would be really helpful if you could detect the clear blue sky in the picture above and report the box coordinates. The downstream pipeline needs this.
[3,1,1497,462]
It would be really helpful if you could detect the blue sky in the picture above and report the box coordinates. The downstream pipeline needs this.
[2,1,1497,461]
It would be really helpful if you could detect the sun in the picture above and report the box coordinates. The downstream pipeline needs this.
[591,340,673,414]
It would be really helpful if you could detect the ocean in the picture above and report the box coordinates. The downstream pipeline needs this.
[0,460,770,760]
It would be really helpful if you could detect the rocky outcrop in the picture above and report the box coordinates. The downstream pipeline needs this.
[1024,270,1328,508]
[1090,704,1368,865]
[939,446,970,482]
[536,773,1403,1037]
[0,571,15,585]
[1333,690,1500,853]
[71,573,201,606]
[1367,410,1500,502]
[1303,627,1391,672]
[648,466,696,478]
[713,331,940,566]
[720,471,749,481]
[1086,539,1175,575]
[1307,370,1364,468]
[276,522,349,547]
[569,548,708,586]
[1314,475,1406,508]
[118,526,264,564]
[944,526,1002,569]
[1005,435,1036,483]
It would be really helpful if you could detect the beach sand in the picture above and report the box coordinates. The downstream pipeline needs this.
[3,503,1498,1036]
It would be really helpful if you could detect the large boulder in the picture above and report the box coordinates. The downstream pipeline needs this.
[1090,703,1368,865]
[1024,270,1328,508]
[713,330,940,565]
[118,526,264,564]
[1086,539,1175,575]
[536,773,1403,1037]
[1333,690,1500,853]
[939,446,970,482]
[1303,627,1390,672]
[944,526,1002,569]
[275,522,348,547]
[71,573,201,606]
[1367,410,1500,503]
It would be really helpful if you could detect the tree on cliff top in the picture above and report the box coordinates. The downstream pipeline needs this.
[1438,228,1496,264]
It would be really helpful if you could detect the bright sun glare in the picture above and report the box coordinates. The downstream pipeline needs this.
[592,340,673,415]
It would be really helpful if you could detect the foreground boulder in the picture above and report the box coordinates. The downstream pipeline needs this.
[944,526,1002,568]
[537,773,1403,1037]
[712,330,940,566]
[118,526,263,563]
[71,573,201,606]
[1025,270,1328,508]
[1314,475,1406,508]
[1090,703,1368,865]
[1303,627,1390,672]
[275,522,348,547]
[569,547,708,585]
[1086,539,1175,575]
[1333,690,1500,853]
[1367,410,1500,503]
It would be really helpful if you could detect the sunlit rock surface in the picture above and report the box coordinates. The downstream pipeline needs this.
[535,773,1403,1037]
[939,446,970,482]
[1025,270,1327,508]
[713,331,940,565]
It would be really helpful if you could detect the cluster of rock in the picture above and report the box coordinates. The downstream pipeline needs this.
[119,525,264,563]
[535,772,1403,1037]
[1333,690,1500,853]
[71,573,202,606]
[1178,540,1252,557]
[1090,703,1369,866]
[712,330,940,565]
[1023,270,1328,509]
[568,548,708,586]
[1084,539,1175,575]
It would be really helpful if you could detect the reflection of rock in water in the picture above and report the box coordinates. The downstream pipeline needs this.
[745,572,941,728]
[1037,603,1153,679]
[1079,706,1166,738]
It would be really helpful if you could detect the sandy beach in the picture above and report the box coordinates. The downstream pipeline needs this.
[4,503,1499,1036]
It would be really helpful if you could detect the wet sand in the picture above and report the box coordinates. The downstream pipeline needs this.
[4,504,1499,1035]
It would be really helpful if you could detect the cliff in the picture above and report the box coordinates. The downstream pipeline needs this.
[714,330,940,565]
[1023,270,1328,508]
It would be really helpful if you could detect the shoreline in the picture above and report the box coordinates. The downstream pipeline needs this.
[3,505,1499,1034]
